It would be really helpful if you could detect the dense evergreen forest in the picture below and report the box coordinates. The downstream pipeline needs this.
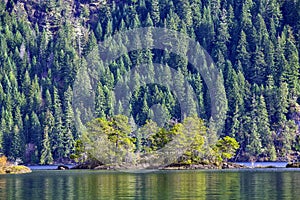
[0,0,299,164]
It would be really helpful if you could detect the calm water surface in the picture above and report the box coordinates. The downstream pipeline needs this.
[1,169,300,199]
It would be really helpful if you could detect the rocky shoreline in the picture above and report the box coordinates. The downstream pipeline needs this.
[160,162,248,170]
[56,161,300,171]
[70,161,249,170]
[54,159,300,170]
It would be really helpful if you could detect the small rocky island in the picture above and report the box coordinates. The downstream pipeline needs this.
[0,156,31,174]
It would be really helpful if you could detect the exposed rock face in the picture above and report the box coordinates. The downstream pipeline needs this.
[11,0,107,32]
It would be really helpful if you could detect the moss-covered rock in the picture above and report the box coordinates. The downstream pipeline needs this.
[2,165,32,174]
[0,156,31,174]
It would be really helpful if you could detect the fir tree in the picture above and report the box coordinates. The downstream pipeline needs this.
[256,95,275,159]
[40,125,53,165]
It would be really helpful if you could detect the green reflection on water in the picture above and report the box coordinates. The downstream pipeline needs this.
[1,170,300,200]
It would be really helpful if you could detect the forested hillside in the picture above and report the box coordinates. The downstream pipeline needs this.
[0,0,299,164]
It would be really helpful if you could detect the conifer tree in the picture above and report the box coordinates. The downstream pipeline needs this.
[284,27,300,96]
[256,95,275,159]
[212,8,230,70]
[62,87,75,157]
[44,89,53,112]
[14,106,23,131]
[150,0,160,25]
[251,46,266,84]
[274,36,288,84]
[95,82,106,118]
[235,30,251,73]
[40,125,53,165]
[95,21,103,41]
[10,125,25,160]
[175,0,192,27]
[265,75,276,122]
[246,96,262,157]
[52,87,64,160]
[225,61,239,116]
[30,111,42,153]
[276,82,289,124]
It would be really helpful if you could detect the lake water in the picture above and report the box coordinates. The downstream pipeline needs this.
[236,162,288,168]
[1,169,300,199]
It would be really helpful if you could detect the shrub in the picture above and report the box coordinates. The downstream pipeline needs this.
[0,155,8,168]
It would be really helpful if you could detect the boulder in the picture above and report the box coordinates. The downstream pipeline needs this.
[57,165,69,170]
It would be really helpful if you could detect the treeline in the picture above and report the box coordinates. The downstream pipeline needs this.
[0,0,299,163]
